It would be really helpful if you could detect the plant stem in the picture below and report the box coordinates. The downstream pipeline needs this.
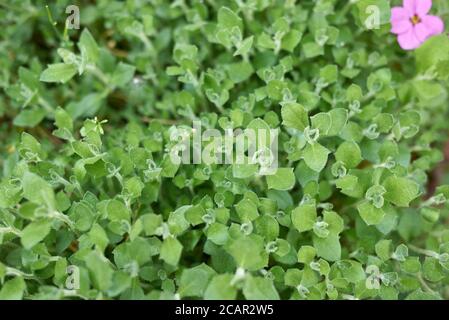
[408,244,439,258]
[86,64,109,86]
[417,273,437,295]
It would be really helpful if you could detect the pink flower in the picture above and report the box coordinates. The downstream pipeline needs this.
[391,0,444,50]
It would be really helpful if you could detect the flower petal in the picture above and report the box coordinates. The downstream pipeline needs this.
[414,23,431,42]
[391,19,413,34]
[397,27,422,50]
[391,7,411,22]
[403,0,417,16]
[422,15,445,35]
[415,0,432,16]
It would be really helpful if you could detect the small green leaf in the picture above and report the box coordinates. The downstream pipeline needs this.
[13,108,46,127]
[106,199,130,222]
[375,240,392,261]
[22,172,56,209]
[291,203,317,232]
[54,107,73,132]
[336,175,361,197]
[243,276,280,300]
[85,251,114,291]
[402,257,421,274]
[281,30,302,52]
[415,35,449,78]
[206,222,229,245]
[383,176,420,207]
[234,36,254,57]
[88,223,109,252]
[235,198,259,221]
[297,246,316,264]
[313,234,341,262]
[323,211,344,235]
[40,63,77,83]
[281,103,309,131]
[393,244,409,262]
[226,61,254,83]
[311,113,331,135]
[111,62,136,87]
[141,214,163,236]
[0,277,26,300]
[160,237,183,266]
[357,202,385,225]
[226,236,268,271]
[205,274,237,300]
[335,141,362,168]
[21,219,53,249]
[303,143,330,172]
[319,65,338,84]
[78,29,99,63]
[218,7,243,30]
[266,168,296,191]
[123,176,144,199]
[328,108,348,135]
[340,260,366,283]
[179,263,216,298]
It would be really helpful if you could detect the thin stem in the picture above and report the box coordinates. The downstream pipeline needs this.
[6,267,42,283]
[45,5,62,39]
[408,244,440,258]
[0,226,21,236]
[417,273,437,295]
[86,64,109,86]
[38,97,54,113]
[49,210,76,231]
[137,33,155,55]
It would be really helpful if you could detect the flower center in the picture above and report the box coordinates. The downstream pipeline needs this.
[410,14,421,25]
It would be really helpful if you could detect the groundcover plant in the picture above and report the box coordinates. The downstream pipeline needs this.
[1,0,449,300]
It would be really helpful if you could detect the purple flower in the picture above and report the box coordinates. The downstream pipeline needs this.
[391,0,444,50]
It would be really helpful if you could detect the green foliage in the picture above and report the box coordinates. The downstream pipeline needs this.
[1,0,449,301]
